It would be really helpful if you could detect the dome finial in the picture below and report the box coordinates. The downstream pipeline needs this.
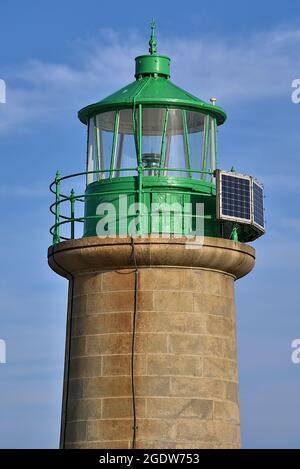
[149,18,157,55]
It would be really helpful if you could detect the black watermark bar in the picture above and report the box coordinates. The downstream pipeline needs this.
[0,449,298,466]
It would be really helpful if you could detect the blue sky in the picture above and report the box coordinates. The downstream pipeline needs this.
[0,0,299,448]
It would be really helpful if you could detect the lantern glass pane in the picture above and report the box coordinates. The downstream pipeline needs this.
[86,118,95,184]
[186,111,205,176]
[142,108,166,176]
[164,109,187,177]
[114,109,137,177]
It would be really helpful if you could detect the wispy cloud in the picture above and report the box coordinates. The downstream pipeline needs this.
[1,26,300,134]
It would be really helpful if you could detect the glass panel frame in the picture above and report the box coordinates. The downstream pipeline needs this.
[113,108,138,178]
[86,105,217,184]
[142,107,166,176]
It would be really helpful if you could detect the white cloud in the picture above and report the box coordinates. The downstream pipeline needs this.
[1,26,300,134]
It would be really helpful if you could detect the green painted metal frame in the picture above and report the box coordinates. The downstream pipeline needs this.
[49,167,214,244]
[78,77,227,126]
[87,103,218,186]
[53,171,60,244]
[51,98,220,245]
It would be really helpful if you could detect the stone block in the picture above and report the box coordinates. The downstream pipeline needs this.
[75,313,132,336]
[136,418,177,442]
[206,315,233,337]
[67,398,102,421]
[102,354,146,376]
[225,382,240,404]
[214,401,240,422]
[102,270,135,291]
[86,334,131,356]
[170,377,225,399]
[70,337,86,358]
[85,292,134,314]
[102,397,145,418]
[65,421,86,443]
[203,357,238,381]
[138,312,205,334]
[73,273,102,297]
[68,379,84,399]
[148,354,202,377]
[168,334,223,356]
[153,291,193,313]
[135,376,171,397]
[69,356,102,379]
[87,419,132,441]
[83,376,131,398]
[147,397,213,419]
[176,419,240,444]
[193,294,234,316]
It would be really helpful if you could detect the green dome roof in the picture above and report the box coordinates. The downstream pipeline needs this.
[78,22,227,126]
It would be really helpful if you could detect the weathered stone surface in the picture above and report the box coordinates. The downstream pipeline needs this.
[69,356,102,379]
[102,354,147,376]
[153,291,193,312]
[73,313,132,336]
[226,381,240,404]
[223,338,237,359]
[102,270,135,291]
[86,334,131,356]
[203,357,238,381]
[68,379,84,399]
[135,440,176,449]
[170,377,225,399]
[168,334,223,356]
[66,440,130,449]
[102,398,146,419]
[135,333,167,353]
[137,311,205,334]
[135,418,177,442]
[87,419,132,441]
[147,398,213,419]
[86,291,134,314]
[48,237,254,449]
[214,400,240,422]
[83,376,131,398]
[147,354,202,377]
[206,315,233,337]
[135,376,171,396]
[48,236,255,279]
[65,421,86,443]
[70,337,86,358]
[139,268,183,291]
[176,419,240,444]
[67,398,102,421]
[73,273,102,297]
[193,294,235,316]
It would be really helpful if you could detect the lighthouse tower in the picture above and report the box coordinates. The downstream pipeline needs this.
[48,22,265,449]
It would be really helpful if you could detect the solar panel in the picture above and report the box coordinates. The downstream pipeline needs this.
[216,170,265,235]
[252,180,265,230]
[217,171,251,223]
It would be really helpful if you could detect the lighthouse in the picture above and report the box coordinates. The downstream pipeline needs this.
[48,22,265,449]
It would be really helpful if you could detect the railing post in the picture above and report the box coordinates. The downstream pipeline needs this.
[70,188,75,240]
[53,171,61,245]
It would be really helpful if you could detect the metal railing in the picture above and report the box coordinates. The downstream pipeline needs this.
[49,167,214,245]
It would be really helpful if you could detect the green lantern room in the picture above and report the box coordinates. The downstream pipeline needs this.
[50,21,265,244]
